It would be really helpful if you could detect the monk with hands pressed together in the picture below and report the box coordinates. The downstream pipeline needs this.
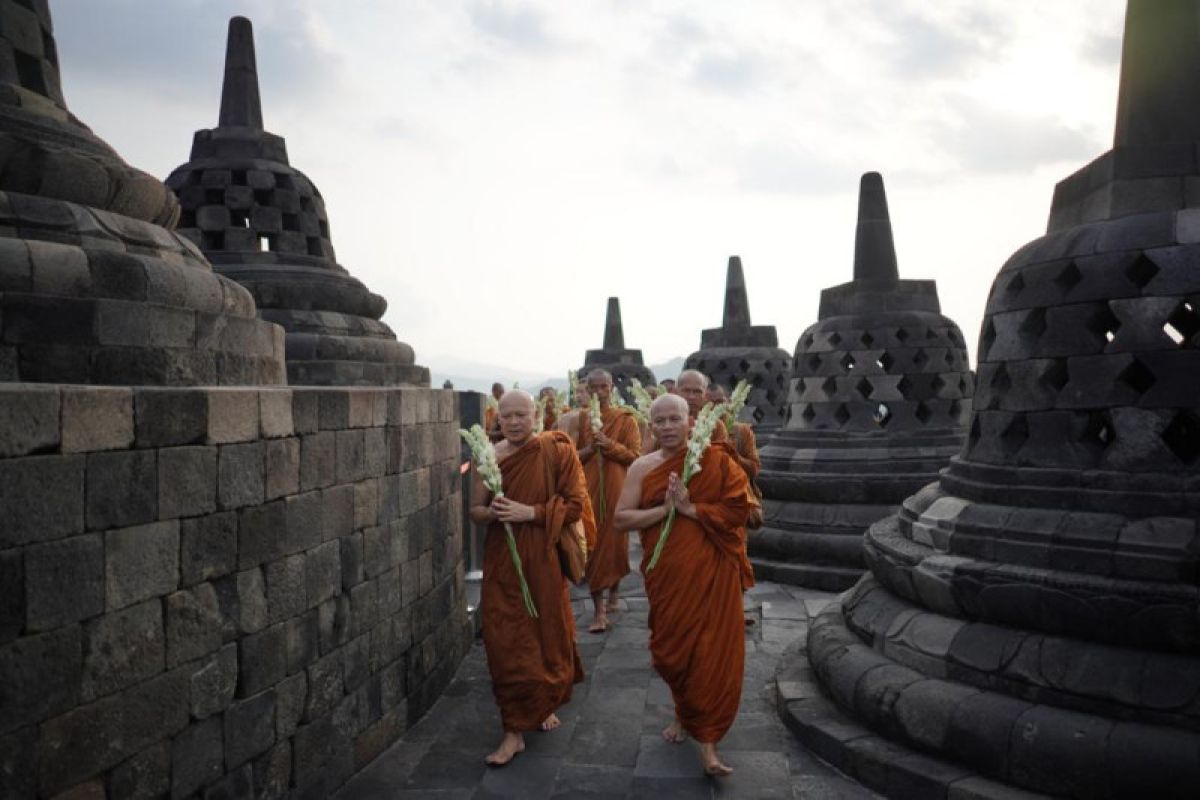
[469,390,593,766]
[613,394,753,777]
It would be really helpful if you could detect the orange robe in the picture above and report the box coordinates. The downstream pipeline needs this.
[543,402,558,433]
[484,405,500,442]
[482,431,593,731]
[578,406,641,592]
[730,422,761,590]
[638,443,752,742]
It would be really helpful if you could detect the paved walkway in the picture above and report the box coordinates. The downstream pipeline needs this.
[338,543,876,799]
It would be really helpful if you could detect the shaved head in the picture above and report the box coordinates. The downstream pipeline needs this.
[650,393,688,418]
[498,389,535,412]
[677,369,709,388]
[586,369,613,384]
[676,370,709,416]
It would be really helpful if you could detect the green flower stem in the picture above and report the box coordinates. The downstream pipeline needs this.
[646,505,676,572]
[596,453,606,524]
[497,493,538,618]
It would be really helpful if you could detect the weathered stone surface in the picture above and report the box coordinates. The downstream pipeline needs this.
[234,568,268,635]
[258,389,293,439]
[0,454,84,548]
[191,642,238,720]
[25,534,103,631]
[171,717,224,799]
[206,389,260,444]
[306,540,341,607]
[87,449,158,530]
[0,625,81,735]
[218,442,264,510]
[0,549,22,643]
[181,511,238,586]
[300,431,336,490]
[166,583,223,668]
[265,554,306,625]
[107,741,169,800]
[158,446,218,519]
[135,389,208,447]
[276,671,307,740]
[105,521,179,611]
[0,384,59,456]
[239,623,286,698]
[264,437,300,500]
[577,297,656,399]
[225,690,276,769]
[81,599,163,702]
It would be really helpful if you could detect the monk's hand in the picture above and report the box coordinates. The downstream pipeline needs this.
[668,474,696,518]
[492,496,536,523]
[578,444,595,461]
[593,431,612,451]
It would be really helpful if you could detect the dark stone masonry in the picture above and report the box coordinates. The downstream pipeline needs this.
[790,2,1200,797]
[166,18,428,388]
[684,256,792,434]
[752,172,973,591]
[579,297,656,399]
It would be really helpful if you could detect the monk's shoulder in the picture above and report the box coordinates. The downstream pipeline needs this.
[629,450,664,476]
[540,429,576,456]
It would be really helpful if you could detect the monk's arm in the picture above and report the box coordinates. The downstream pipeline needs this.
[689,453,752,547]
[612,459,669,530]
[467,467,495,524]
[550,438,588,525]
[598,414,641,466]
[737,426,761,481]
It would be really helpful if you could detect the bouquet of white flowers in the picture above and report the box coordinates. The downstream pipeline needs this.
[567,370,581,408]
[588,393,606,522]
[722,380,753,430]
[459,424,538,617]
[645,401,725,572]
[628,378,653,423]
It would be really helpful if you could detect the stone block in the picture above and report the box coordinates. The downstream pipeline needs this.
[343,634,371,692]
[364,428,387,477]
[305,651,343,721]
[378,567,401,619]
[318,595,352,655]
[341,532,364,590]
[306,540,341,607]
[36,667,189,796]
[264,438,300,500]
[26,534,103,631]
[94,301,195,348]
[266,554,306,625]
[346,390,374,429]
[107,741,169,800]
[335,429,367,483]
[318,390,350,430]
[191,642,237,720]
[166,583,223,668]
[321,484,354,541]
[292,390,319,435]
[206,389,259,444]
[237,500,286,569]
[201,764,251,800]
[286,609,320,675]
[0,550,22,643]
[276,672,307,740]
[87,449,157,530]
[218,442,264,511]
[180,511,237,586]
[239,623,286,698]
[400,558,419,611]
[299,431,336,491]
[225,690,276,770]
[351,580,378,638]
[253,741,291,800]
[0,625,81,736]
[284,490,322,554]
[363,525,389,578]
[235,569,268,635]
[354,479,380,530]
[0,384,59,457]
[0,454,84,548]
[81,599,163,703]
[171,717,224,799]
[419,551,434,596]
[105,521,179,611]
[258,389,293,439]
[158,446,218,519]
[134,389,207,447]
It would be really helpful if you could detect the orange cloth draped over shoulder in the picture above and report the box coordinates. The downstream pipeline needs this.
[578,406,642,592]
[483,406,500,441]
[730,422,761,590]
[481,430,594,732]
[638,443,752,742]
[543,403,559,433]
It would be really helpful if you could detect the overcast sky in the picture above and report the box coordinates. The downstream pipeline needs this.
[53,0,1126,381]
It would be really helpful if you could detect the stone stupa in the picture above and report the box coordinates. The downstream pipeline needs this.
[752,173,973,590]
[579,297,655,398]
[783,2,1200,797]
[166,17,428,387]
[683,256,791,432]
[0,3,284,385]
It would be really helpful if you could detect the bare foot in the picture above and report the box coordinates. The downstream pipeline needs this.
[588,613,609,633]
[606,591,620,612]
[484,732,525,766]
[662,717,687,744]
[699,742,733,777]
[539,713,561,732]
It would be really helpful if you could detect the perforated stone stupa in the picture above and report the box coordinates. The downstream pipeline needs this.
[579,297,655,398]
[752,172,973,590]
[790,3,1200,796]
[0,2,284,385]
[166,17,428,387]
[683,256,791,432]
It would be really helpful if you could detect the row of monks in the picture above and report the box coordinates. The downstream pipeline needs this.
[471,369,763,776]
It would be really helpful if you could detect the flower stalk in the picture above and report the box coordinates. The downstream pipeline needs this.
[588,393,606,523]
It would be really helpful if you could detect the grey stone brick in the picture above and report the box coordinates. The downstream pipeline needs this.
[108,741,169,800]
[266,554,306,624]
[369,621,396,674]
[0,550,22,643]
[201,763,252,800]
[378,474,401,524]
[180,511,237,587]
[275,672,307,740]
[318,595,352,655]
[0,385,59,457]
[305,540,341,607]
[105,521,179,611]
[259,389,294,439]
[158,446,218,519]
[286,609,320,675]
[264,438,300,501]
[206,389,259,444]
[386,428,403,473]
[305,652,343,721]
[166,583,223,668]
[171,717,224,799]
[191,642,237,720]
[335,429,367,483]
[292,390,319,435]
[0,625,81,736]
[253,742,291,800]
[237,500,286,569]
[0,454,84,548]
[285,490,323,554]
[87,449,158,530]
[225,690,276,770]
[343,634,371,692]
[235,569,268,634]
[400,558,419,610]
[378,567,402,619]
[135,389,207,447]
[318,390,350,430]
[363,525,389,578]
[341,532,364,590]
[299,431,336,491]
[347,391,374,429]
[364,428,387,477]
[354,479,380,530]
[351,580,378,638]
[81,599,163,702]
[239,623,286,698]
[26,534,103,631]
[321,484,354,541]
[218,442,264,511]
[386,519,407,570]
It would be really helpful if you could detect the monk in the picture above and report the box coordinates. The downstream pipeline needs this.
[553,381,591,444]
[576,369,641,632]
[539,386,560,432]
[705,382,761,593]
[469,390,593,765]
[483,382,505,442]
[613,394,752,776]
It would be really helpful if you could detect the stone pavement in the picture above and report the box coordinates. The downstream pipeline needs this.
[337,542,877,799]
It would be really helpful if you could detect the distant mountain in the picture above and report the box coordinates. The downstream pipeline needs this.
[430,355,687,393]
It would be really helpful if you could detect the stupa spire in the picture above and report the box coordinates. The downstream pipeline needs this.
[851,172,899,284]
[722,256,752,328]
[1113,0,1200,147]
[218,16,264,129]
[603,297,626,350]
